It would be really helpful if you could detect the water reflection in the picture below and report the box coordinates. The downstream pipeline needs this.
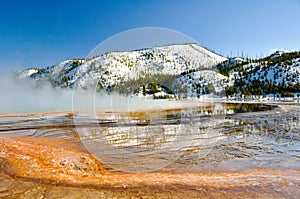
[1,102,299,172]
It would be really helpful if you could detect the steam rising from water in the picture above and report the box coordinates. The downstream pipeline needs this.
[0,77,72,113]
[0,76,179,114]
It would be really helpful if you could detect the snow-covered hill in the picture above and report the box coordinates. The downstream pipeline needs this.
[173,70,228,98]
[218,51,300,98]
[15,44,300,99]
[16,43,227,91]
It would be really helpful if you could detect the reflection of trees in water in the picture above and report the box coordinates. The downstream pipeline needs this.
[203,106,300,168]
[235,103,275,113]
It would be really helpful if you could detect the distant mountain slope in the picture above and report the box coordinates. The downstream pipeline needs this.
[217,51,300,98]
[16,43,227,91]
[15,44,300,99]
[173,70,228,98]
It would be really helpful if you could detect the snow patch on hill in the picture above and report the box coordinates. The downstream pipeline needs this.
[174,70,228,98]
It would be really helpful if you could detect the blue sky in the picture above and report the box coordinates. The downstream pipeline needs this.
[1,0,300,74]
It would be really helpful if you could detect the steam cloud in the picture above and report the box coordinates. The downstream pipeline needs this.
[0,76,180,114]
[0,77,75,113]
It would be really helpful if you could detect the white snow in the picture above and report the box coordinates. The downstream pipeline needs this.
[174,70,228,97]
[16,43,300,100]
[22,43,227,89]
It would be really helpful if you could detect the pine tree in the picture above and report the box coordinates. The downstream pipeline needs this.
[142,85,146,96]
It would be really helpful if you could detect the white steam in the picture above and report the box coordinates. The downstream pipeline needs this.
[0,77,180,114]
[0,77,74,113]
